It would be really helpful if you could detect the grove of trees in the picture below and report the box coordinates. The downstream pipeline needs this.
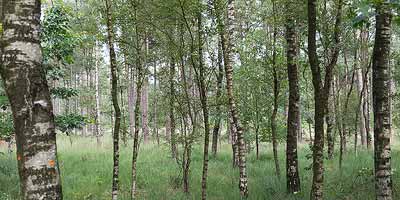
[0,0,399,199]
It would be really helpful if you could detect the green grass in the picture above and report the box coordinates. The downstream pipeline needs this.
[0,135,399,199]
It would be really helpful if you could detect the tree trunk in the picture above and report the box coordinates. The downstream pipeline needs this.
[341,71,355,167]
[255,124,260,160]
[365,71,372,149]
[285,2,301,192]
[178,37,196,194]
[211,41,224,157]
[271,55,281,179]
[218,0,248,196]
[104,0,121,199]
[195,8,212,200]
[270,0,281,179]
[356,67,367,147]
[141,77,149,144]
[360,27,372,149]
[307,0,342,199]
[326,82,335,159]
[229,112,239,167]
[181,118,192,194]
[131,66,143,199]
[169,60,178,160]
[94,42,102,146]
[153,62,159,145]
[227,116,232,144]
[1,1,63,198]
[372,3,393,199]
[128,66,136,138]
[131,4,144,198]
[121,83,127,146]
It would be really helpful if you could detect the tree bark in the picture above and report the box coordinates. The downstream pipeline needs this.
[169,60,178,160]
[365,70,372,149]
[195,7,212,200]
[356,67,367,147]
[214,0,239,168]
[211,41,224,157]
[153,62,159,145]
[218,0,248,197]
[141,76,149,144]
[104,0,121,199]
[131,64,143,199]
[307,0,342,199]
[360,27,372,149]
[131,2,144,198]
[270,0,281,179]
[372,3,393,199]
[94,43,102,146]
[121,81,127,146]
[326,81,335,159]
[341,71,355,168]
[1,0,63,199]
[285,2,301,192]
[128,66,136,138]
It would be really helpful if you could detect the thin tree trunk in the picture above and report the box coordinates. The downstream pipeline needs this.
[104,0,121,199]
[372,3,393,199]
[128,65,136,138]
[131,67,143,199]
[326,81,335,159]
[121,84,127,146]
[181,117,192,194]
[270,0,281,179]
[214,0,239,169]
[361,27,372,149]
[219,0,248,196]
[271,57,281,179]
[1,1,63,198]
[211,41,224,157]
[227,116,232,144]
[229,112,239,167]
[169,60,178,160]
[285,1,301,192]
[194,7,212,200]
[131,3,144,198]
[271,1,281,178]
[94,42,102,146]
[178,39,196,194]
[365,70,372,149]
[255,124,260,160]
[153,62,159,145]
[141,76,149,144]
[341,71,355,168]
[356,67,367,147]
[307,0,342,199]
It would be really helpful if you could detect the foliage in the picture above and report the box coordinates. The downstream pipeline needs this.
[50,87,79,99]
[55,114,87,134]
[42,2,77,69]
[0,113,13,140]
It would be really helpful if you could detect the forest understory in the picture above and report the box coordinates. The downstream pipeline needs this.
[1,135,399,200]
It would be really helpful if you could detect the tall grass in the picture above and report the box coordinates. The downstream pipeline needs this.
[0,135,399,199]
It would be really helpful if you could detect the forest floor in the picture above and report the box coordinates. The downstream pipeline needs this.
[0,135,399,200]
